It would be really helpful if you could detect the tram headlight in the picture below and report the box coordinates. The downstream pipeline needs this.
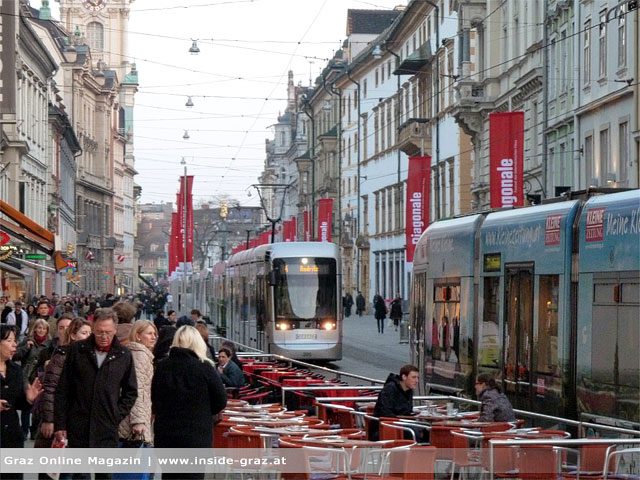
[321,321,336,331]
[276,321,291,330]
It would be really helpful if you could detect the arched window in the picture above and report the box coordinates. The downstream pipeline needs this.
[86,22,104,52]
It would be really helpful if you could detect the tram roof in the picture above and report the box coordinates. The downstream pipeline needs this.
[227,241,340,266]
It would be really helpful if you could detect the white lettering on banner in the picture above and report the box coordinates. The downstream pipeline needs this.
[410,192,423,245]
[497,158,517,206]
[586,208,605,242]
[320,221,328,241]
[429,236,455,253]
[484,225,542,248]
[606,208,640,236]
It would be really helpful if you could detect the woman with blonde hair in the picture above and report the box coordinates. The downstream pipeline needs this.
[118,320,156,446]
[152,326,226,479]
[13,318,51,440]
[35,318,91,451]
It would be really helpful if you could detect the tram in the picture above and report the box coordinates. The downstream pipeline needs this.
[410,189,640,426]
[211,242,342,361]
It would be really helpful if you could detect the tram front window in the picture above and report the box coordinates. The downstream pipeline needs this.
[273,258,337,328]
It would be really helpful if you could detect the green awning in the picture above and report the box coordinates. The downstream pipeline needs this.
[394,42,433,76]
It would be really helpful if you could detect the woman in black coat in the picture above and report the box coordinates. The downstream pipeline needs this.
[152,326,227,480]
[373,294,387,334]
[0,325,42,480]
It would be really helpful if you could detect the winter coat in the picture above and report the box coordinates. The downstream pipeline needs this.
[389,299,403,321]
[373,296,387,320]
[373,373,414,418]
[14,336,51,383]
[0,360,30,448]
[38,345,69,423]
[118,342,154,444]
[54,336,138,447]
[218,360,245,388]
[478,387,516,422]
[355,294,366,313]
[152,347,227,448]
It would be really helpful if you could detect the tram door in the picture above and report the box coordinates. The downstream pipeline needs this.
[502,265,535,411]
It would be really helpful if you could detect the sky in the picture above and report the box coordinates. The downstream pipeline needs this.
[35,0,407,207]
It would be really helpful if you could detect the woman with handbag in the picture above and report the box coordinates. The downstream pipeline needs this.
[118,320,157,447]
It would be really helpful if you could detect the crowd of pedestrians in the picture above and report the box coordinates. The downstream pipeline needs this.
[0,292,233,480]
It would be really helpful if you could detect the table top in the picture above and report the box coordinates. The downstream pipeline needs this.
[225,416,308,427]
[287,436,397,448]
[252,426,354,436]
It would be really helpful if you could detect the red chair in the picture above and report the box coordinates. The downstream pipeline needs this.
[518,445,562,479]
[450,430,483,479]
[480,435,520,478]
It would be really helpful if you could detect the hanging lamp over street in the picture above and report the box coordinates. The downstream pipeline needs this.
[189,39,200,54]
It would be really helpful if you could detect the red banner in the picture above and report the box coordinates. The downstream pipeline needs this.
[317,198,333,242]
[489,112,524,209]
[175,193,185,263]
[303,210,310,241]
[169,212,180,274]
[290,216,297,242]
[405,155,431,262]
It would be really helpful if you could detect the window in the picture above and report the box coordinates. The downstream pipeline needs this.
[619,122,629,185]
[537,275,559,374]
[585,134,594,186]
[362,195,369,233]
[599,128,610,181]
[380,108,386,151]
[363,79,367,98]
[618,13,626,67]
[514,17,520,57]
[86,22,104,52]
[375,68,379,88]
[599,11,607,77]
[373,110,379,154]
[549,39,556,97]
[560,30,568,92]
[583,20,591,83]
[386,103,392,148]
[432,283,461,363]
[448,160,455,216]
[374,192,380,233]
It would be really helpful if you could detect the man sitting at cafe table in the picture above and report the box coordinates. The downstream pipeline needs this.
[371,364,426,442]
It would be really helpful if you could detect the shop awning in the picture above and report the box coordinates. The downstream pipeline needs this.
[0,261,32,277]
[0,200,67,271]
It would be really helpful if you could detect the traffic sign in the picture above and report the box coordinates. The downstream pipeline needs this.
[24,253,47,260]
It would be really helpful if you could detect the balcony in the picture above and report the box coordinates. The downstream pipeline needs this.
[451,79,492,138]
[397,118,431,156]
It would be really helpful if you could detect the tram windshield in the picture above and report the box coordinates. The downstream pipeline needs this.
[273,257,337,320]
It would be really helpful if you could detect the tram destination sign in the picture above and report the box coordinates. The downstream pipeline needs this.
[483,253,502,272]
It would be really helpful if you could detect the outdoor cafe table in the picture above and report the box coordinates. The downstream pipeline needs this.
[252,426,358,437]
[224,416,309,427]
[286,436,399,449]
[222,410,292,419]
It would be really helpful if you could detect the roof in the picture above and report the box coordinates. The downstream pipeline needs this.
[394,41,432,75]
[346,9,401,35]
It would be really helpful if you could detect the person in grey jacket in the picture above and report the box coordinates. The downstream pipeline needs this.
[475,373,516,422]
[216,347,245,388]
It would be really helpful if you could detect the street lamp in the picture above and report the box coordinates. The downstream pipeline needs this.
[250,183,292,243]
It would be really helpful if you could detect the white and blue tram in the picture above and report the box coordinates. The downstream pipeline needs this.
[410,190,640,425]
[211,242,342,361]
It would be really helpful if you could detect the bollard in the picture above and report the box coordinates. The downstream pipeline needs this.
[399,317,409,344]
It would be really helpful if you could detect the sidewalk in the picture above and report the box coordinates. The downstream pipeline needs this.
[338,313,411,382]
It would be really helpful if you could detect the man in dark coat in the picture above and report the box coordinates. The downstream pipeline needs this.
[372,364,422,441]
[54,307,137,476]
[355,291,366,316]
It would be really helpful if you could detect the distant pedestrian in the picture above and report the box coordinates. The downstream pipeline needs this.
[343,292,354,318]
[389,295,403,332]
[5,301,29,341]
[355,291,365,316]
[373,294,386,334]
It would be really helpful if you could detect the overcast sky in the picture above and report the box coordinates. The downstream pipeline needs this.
[36,0,406,207]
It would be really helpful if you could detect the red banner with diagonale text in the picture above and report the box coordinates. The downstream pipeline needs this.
[317,198,333,242]
[303,210,310,241]
[405,155,430,262]
[288,216,297,242]
[489,112,524,209]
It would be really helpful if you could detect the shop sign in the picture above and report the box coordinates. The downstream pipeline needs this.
[0,232,10,246]
[24,253,48,260]
[0,245,18,261]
